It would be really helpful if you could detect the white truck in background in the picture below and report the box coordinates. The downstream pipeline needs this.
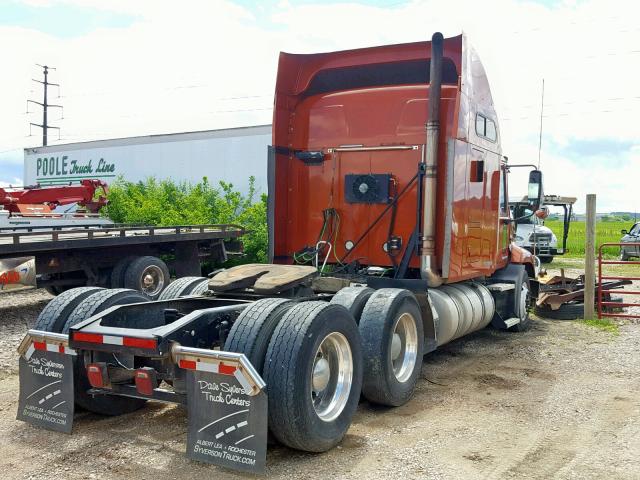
[510,195,576,264]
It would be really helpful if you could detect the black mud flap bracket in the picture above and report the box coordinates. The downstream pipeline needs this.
[172,344,268,474]
[16,330,76,433]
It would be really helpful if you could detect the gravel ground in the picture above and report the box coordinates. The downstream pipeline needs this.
[0,277,639,480]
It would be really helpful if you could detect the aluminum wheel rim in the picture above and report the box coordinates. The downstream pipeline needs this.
[140,265,164,296]
[391,312,418,383]
[311,332,353,422]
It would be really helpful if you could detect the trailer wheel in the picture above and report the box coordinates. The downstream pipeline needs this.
[63,288,150,415]
[110,256,135,288]
[158,276,206,300]
[123,256,170,299]
[264,302,362,452]
[508,271,532,332]
[224,298,293,372]
[34,286,104,333]
[189,278,210,296]
[359,288,424,407]
[330,286,374,324]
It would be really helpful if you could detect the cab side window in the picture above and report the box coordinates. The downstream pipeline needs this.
[630,223,640,235]
[499,167,507,214]
[475,114,497,142]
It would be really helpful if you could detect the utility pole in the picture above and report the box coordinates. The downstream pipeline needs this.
[27,65,62,146]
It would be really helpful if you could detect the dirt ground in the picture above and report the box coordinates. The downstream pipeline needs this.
[0,264,639,480]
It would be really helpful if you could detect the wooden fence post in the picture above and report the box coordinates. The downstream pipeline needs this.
[584,194,596,319]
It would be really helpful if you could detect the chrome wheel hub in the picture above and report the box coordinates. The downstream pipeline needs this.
[391,333,402,361]
[140,265,164,296]
[312,357,331,392]
[391,312,418,383]
[311,332,353,422]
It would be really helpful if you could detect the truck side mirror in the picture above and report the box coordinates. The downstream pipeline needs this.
[527,170,543,210]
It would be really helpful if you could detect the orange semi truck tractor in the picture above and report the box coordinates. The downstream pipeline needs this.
[17,33,542,474]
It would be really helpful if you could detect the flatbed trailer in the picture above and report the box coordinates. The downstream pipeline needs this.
[0,224,244,297]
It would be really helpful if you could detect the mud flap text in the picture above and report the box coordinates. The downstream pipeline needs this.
[186,369,267,474]
[17,349,74,433]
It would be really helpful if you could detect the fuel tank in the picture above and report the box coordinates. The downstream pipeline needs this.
[428,283,495,346]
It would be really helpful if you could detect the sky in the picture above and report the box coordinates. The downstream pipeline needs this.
[0,0,638,213]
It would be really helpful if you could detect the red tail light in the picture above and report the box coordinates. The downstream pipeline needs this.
[86,363,108,388]
[134,367,157,396]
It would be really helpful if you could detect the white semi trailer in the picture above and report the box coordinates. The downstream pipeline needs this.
[23,125,272,194]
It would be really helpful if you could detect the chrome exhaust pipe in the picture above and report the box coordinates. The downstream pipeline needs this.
[421,32,444,287]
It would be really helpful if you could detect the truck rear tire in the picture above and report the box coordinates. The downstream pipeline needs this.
[264,302,363,452]
[359,288,424,407]
[63,289,150,415]
[110,256,135,288]
[123,256,170,299]
[330,286,374,324]
[158,276,206,300]
[224,298,293,372]
[34,286,104,333]
[189,278,210,296]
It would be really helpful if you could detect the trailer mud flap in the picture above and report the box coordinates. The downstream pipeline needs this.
[16,331,76,433]
[173,346,267,474]
[185,369,267,473]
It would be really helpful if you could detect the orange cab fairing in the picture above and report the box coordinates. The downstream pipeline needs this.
[271,34,512,283]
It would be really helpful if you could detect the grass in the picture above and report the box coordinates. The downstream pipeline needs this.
[579,318,619,334]
[549,256,639,278]
[545,220,633,258]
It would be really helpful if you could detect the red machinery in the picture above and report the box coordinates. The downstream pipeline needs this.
[0,179,108,215]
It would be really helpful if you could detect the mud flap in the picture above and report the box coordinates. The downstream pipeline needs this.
[174,347,267,474]
[16,332,76,433]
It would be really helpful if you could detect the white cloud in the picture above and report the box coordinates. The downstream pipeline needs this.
[1,0,639,212]
[0,178,24,188]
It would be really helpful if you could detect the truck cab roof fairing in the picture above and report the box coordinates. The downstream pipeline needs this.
[272,34,499,148]
[270,34,504,276]
[273,35,464,149]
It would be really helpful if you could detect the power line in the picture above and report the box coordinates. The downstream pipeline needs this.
[0,147,24,155]
[501,105,639,121]
[500,95,640,112]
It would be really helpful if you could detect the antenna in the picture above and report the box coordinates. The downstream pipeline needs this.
[27,65,63,146]
[537,78,545,170]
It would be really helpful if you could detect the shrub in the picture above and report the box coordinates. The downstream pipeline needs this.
[103,176,267,264]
